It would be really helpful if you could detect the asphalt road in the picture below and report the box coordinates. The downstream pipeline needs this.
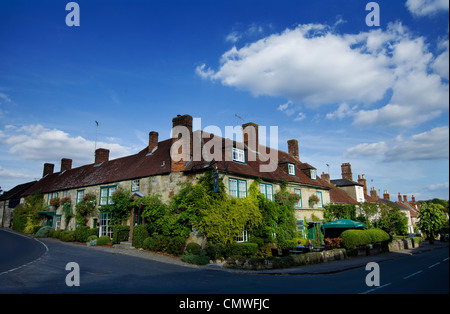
[0,229,448,298]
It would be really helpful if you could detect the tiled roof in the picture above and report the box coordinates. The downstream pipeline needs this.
[184,131,330,189]
[0,181,37,201]
[319,177,358,204]
[23,139,173,196]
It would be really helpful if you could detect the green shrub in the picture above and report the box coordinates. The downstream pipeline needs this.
[60,231,76,242]
[340,230,372,250]
[87,235,98,242]
[97,235,111,246]
[142,237,155,251]
[185,242,201,255]
[365,228,390,243]
[50,229,62,238]
[132,225,149,249]
[182,252,210,265]
[112,225,130,243]
[224,242,259,257]
[205,243,222,260]
[75,226,92,242]
[167,236,186,256]
[35,226,52,238]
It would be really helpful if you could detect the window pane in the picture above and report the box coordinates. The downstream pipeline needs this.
[238,180,247,198]
[229,179,238,198]
[267,185,273,201]
[259,183,266,195]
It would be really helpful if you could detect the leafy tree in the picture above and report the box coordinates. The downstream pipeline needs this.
[323,204,356,222]
[356,202,379,228]
[417,203,448,244]
[12,193,46,232]
[376,202,408,235]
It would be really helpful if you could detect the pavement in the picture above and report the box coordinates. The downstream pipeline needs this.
[87,238,449,275]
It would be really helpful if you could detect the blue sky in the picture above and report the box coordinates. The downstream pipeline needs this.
[0,0,448,200]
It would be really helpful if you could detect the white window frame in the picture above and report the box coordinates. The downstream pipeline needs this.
[316,191,323,208]
[99,212,113,239]
[294,188,302,209]
[310,169,317,180]
[234,227,249,243]
[100,185,117,206]
[229,178,247,198]
[288,163,296,176]
[259,182,273,201]
[76,190,85,204]
[232,147,245,163]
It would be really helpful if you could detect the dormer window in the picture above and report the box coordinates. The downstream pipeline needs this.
[310,169,317,180]
[287,163,296,176]
[232,147,245,163]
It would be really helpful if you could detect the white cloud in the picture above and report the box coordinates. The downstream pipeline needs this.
[277,101,295,116]
[385,126,449,161]
[345,142,388,157]
[197,22,449,129]
[326,103,356,120]
[0,166,35,180]
[198,23,393,106]
[427,182,449,191]
[345,126,449,161]
[294,112,306,121]
[406,0,449,17]
[0,124,134,166]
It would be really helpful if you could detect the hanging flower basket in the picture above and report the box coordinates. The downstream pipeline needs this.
[308,194,320,206]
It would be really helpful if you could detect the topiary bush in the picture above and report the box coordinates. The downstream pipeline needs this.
[223,242,259,257]
[60,230,76,242]
[167,236,186,256]
[340,230,372,250]
[35,226,52,238]
[97,235,111,246]
[365,228,390,244]
[184,242,202,255]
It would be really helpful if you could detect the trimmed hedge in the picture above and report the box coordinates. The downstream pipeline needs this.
[341,229,390,250]
[224,242,259,257]
[60,231,76,242]
[97,235,112,246]
[132,225,149,249]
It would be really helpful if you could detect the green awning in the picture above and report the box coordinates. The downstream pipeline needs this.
[321,218,365,229]
[38,211,56,218]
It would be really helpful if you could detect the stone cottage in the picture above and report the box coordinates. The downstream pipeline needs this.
[20,114,331,239]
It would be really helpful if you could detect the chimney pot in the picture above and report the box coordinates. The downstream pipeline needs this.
[383,190,390,200]
[321,172,330,183]
[43,163,54,177]
[287,139,299,160]
[60,158,72,172]
[95,148,110,164]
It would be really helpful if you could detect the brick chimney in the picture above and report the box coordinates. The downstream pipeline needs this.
[95,148,110,164]
[358,174,367,195]
[398,192,402,202]
[60,158,72,172]
[287,139,299,160]
[43,163,54,177]
[403,195,408,202]
[171,114,193,171]
[242,122,259,161]
[383,190,390,200]
[321,172,330,183]
[411,195,416,202]
[341,163,353,181]
[148,131,158,153]
[370,187,378,199]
